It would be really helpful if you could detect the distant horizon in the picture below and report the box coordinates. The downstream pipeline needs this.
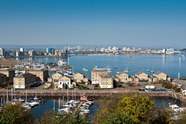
[0,43,185,50]
[0,0,186,48]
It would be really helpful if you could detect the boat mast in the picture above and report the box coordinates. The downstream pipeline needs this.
[6,88,8,103]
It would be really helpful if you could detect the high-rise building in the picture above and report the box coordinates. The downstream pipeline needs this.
[0,48,5,57]
[46,48,55,55]
[16,51,21,57]
[28,50,36,57]
[20,48,24,52]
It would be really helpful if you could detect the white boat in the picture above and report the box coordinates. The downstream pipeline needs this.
[27,101,40,107]
[58,107,70,113]
[124,65,129,73]
[12,97,25,103]
[169,104,186,113]
[18,98,25,102]
[33,96,42,102]
[63,102,76,108]
[22,103,31,109]
[106,66,112,73]
[82,68,88,72]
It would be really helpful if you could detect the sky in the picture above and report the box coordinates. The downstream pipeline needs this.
[0,0,186,48]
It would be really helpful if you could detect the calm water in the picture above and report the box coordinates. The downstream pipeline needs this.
[15,54,186,78]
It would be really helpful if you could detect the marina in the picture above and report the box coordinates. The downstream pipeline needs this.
[1,94,185,119]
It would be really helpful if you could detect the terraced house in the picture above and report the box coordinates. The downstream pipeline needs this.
[13,73,36,89]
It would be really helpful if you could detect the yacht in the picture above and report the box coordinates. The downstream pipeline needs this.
[27,101,40,107]
[58,107,70,114]
[106,66,112,73]
[124,65,129,73]
[82,68,88,72]
[169,104,186,113]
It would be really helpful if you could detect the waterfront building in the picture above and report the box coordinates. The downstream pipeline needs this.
[16,51,22,58]
[166,48,175,54]
[58,75,73,89]
[135,72,149,81]
[49,72,73,89]
[20,48,24,52]
[115,72,129,83]
[27,70,49,82]
[0,69,15,84]
[73,72,84,83]
[153,72,168,81]
[0,73,7,86]
[50,72,63,82]
[99,74,113,88]
[91,68,108,84]
[0,48,5,57]
[46,48,55,55]
[13,73,36,89]
[28,50,36,57]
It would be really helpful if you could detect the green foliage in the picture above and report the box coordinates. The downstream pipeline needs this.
[39,110,86,124]
[162,81,173,89]
[95,94,155,124]
[145,107,173,124]
[105,113,133,124]
[162,82,180,92]
[0,103,33,124]
[68,111,87,124]
[115,95,154,123]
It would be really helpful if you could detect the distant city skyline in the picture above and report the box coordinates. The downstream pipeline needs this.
[0,0,186,48]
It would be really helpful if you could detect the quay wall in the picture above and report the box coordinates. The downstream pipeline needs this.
[0,89,185,102]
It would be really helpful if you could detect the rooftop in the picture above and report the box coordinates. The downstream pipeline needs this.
[99,74,112,78]
[136,72,146,75]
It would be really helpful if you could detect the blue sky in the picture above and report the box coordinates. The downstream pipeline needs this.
[0,0,186,48]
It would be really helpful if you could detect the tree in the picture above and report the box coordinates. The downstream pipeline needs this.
[115,94,154,123]
[40,110,86,124]
[0,103,33,124]
[146,108,174,124]
[105,113,133,124]
[95,94,156,124]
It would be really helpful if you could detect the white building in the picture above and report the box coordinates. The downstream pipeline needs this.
[20,48,24,52]
[0,48,5,57]
[16,51,21,57]
[58,75,73,89]
[28,50,36,57]
[166,48,175,54]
